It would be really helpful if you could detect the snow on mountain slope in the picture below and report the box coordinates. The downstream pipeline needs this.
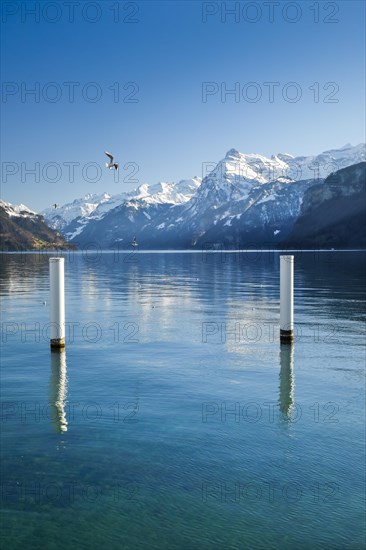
[178,143,366,226]
[0,199,36,218]
[132,178,201,205]
[217,148,290,184]
[42,193,112,230]
[43,178,202,233]
[192,178,316,247]
[40,143,365,248]
[289,143,365,180]
[205,143,365,188]
[180,149,291,224]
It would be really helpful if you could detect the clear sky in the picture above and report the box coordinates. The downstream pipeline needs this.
[1,0,365,211]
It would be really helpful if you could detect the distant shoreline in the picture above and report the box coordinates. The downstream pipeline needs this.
[1,248,366,254]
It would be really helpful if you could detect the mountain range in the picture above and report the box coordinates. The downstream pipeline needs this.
[1,143,365,250]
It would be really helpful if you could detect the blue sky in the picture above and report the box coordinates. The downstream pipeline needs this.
[1,0,365,211]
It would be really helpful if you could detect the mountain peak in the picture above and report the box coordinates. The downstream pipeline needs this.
[276,153,295,161]
[39,143,366,246]
[0,199,36,217]
[225,148,241,159]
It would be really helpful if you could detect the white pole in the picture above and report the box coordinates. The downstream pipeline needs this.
[49,257,65,348]
[280,255,294,344]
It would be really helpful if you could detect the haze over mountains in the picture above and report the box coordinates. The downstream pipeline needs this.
[286,162,366,248]
[1,144,365,250]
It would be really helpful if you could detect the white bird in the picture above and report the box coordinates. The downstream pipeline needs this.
[105,151,119,170]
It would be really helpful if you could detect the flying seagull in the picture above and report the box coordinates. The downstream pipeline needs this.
[53,203,58,209]
[105,151,119,170]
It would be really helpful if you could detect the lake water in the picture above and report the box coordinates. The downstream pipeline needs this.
[1,250,365,549]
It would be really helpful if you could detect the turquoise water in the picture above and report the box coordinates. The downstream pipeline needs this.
[1,251,365,549]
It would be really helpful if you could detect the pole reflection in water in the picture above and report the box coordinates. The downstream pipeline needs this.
[49,350,68,433]
[279,344,294,420]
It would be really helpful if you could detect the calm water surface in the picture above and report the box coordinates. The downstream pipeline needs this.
[0,251,365,549]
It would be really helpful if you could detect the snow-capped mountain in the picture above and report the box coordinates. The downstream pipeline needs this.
[196,143,365,192]
[0,199,36,218]
[285,162,366,248]
[40,143,365,249]
[42,192,113,231]
[0,200,72,251]
[132,178,201,205]
[42,178,201,239]
[146,143,365,245]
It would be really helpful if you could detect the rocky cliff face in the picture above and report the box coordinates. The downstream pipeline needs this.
[283,163,366,248]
